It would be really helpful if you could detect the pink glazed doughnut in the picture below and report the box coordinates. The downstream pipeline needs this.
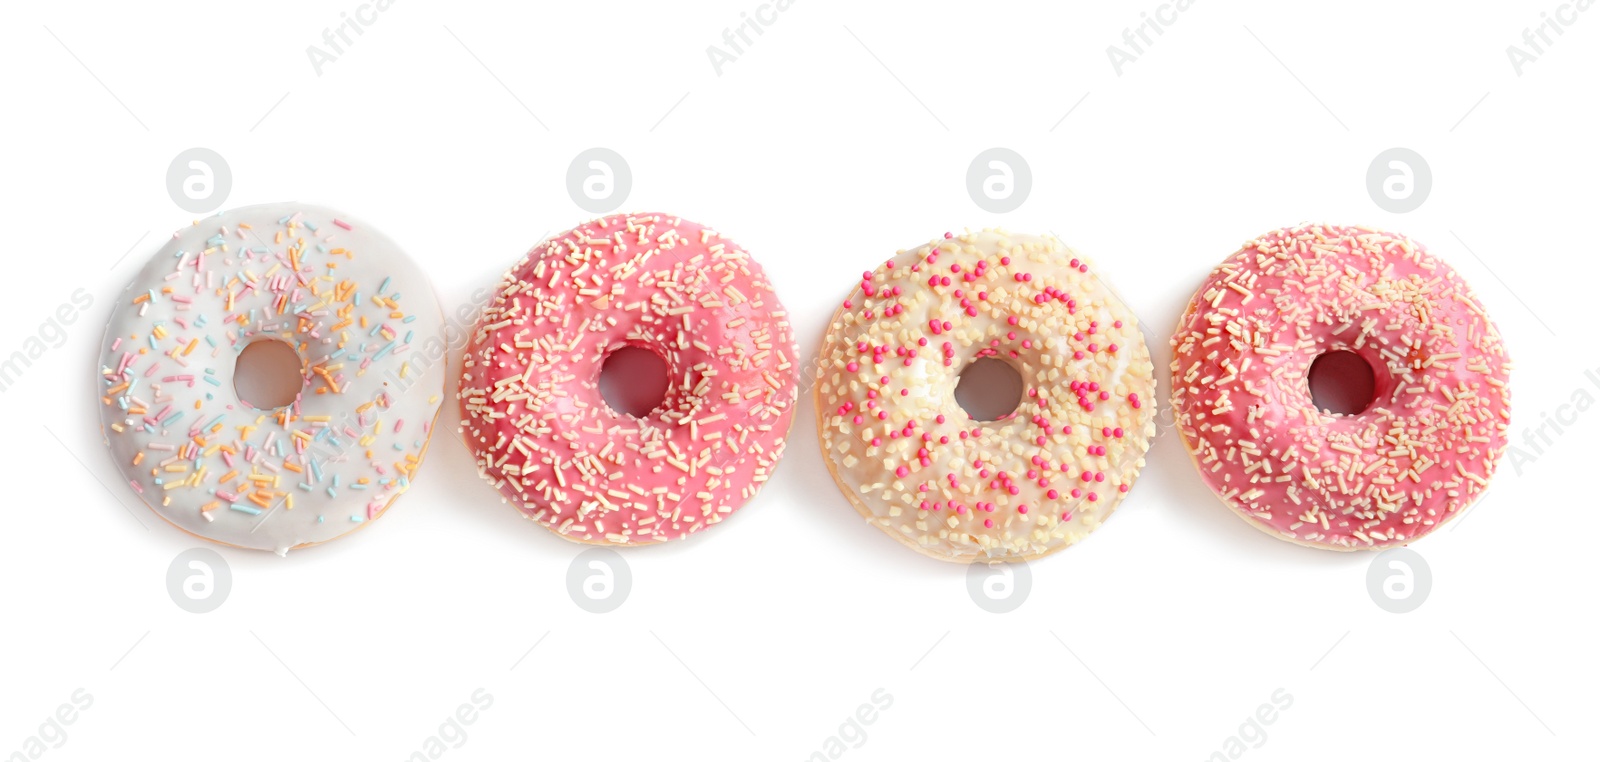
[1170,225,1512,550]
[458,213,800,545]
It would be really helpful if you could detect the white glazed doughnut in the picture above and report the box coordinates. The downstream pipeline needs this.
[95,203,446,554]
[814,230,1156,562]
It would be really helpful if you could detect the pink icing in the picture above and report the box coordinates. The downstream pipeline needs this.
[458,213,799,544]
[1170,225,1512,549]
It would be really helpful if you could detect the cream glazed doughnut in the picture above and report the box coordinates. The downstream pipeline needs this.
[96,203,446,554]
[814,230,1156,563]
[458,213,799,545]
[1170,225,1512,550]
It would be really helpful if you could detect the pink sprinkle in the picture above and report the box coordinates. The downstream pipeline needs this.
[333,219,353,230]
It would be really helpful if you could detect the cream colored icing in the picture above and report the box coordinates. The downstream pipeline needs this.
[815,230,1156,562]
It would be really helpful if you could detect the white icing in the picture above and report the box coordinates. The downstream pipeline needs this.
[95,203,446,554]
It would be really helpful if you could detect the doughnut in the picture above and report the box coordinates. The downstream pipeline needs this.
[95,203,446,554]
[458,213,799,545]
[814,230,1156,563]
[1169,225,1512,550]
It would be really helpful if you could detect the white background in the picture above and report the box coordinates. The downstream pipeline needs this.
[2,1,1596,760]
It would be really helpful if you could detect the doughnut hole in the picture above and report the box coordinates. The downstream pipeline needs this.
[1307,349,1378,415]
[954,357,1024,422]
[600,345,670,418]
[234,338,305,410]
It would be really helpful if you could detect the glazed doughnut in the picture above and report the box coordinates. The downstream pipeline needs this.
[1170,225,1512,550]
[458,213,799,545]
[814,230,1156,563]
[96,203,446,554]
